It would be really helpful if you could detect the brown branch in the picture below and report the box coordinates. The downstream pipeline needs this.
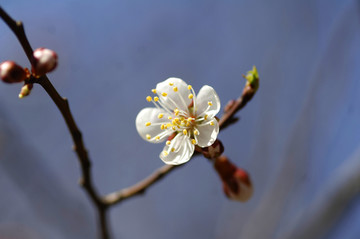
[0,7,109,239]
[219,84,256,130]
[104,164,178,205]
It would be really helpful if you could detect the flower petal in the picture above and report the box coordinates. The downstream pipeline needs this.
[195,85,220,118]
[156,77,192,113]
[136,107,172,143]
[160,134,194,165]
[195,118,219,147]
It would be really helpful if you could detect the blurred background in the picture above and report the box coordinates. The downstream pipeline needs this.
[0,0,360,238]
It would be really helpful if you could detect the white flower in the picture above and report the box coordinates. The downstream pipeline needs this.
[136,77,220,165]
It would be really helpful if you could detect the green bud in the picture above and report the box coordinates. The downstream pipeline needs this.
[245,66,259,91]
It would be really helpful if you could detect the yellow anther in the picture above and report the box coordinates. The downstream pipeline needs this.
[188,94,194,99]
[169,82,174,86]
[152,89,157,94]
[146,134,151,140]
[161,124,165,130]
[186,122,190,127]
[166,140,171,146]
[183,129,187,135]
[146,96,152,102]
[154,96,159,102]
[204,114,208,120]
[191,139,196,145]
[145,122,151,126]
[172,119,177,125]
[162,92,168,97]
[210,121,215,126]
[193,129,199,135]
[166,123,172,128]
[168,116,172,120]
[208,101,213,106]
[173,86,178,92]
[171,148,175,152]
[155,136,160,140]
[174,108,179,116]
[187,117,193,122]
[158,113,164,119]
[163,151,169,156]
[188,85,192,90]
[172,126,176,130]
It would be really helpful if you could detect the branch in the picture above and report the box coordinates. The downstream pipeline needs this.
[0,7,109,239]
[104,164,178,205]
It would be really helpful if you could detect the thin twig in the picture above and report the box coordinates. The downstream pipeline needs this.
[104,164,178,205]
[219,84,256,130]
[0,7,109,239]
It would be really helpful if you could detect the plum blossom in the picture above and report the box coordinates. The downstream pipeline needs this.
[136,77,220,165]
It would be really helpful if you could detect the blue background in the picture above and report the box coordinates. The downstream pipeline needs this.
[0,0,360,238]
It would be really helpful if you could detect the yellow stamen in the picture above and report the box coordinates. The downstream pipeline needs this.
[191,139,196,145]
[166,140,171,146]
[171,148,175,152]
[146,134,151,140]
[210,121,215,126]
[161,124,165,130]
[155,136,160,140]
[145,122,151,126]
[163,151,168,156]
[168,116,172,120]
[152,89,157,94]
[169,82,174,86]
[174,108,179,116]
[188,85,192,90]
[146,96,152,102]
[183,129,187,135]
[154,96,159,101]
[188,94,193,99]
[173,86,178,92]
[166,123,172,128]
[158,113,164,119]
[194,129,199,135]
[162,92,168,97]
[208,101,213,106]
[172,126,176,130]
[204,114,208,120]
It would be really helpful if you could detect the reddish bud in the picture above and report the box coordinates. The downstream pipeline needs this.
[214,156,253,202]
[32,48,58,75]
[0,61,26,83]
[202,139,224,159]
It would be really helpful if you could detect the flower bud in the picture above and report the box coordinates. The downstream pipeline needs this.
[202,139,224,159]
[19,83,33,98]
[0,61,26,83]
[244,65,259,92]
[32,48,58,75]
[214,156,253,202]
